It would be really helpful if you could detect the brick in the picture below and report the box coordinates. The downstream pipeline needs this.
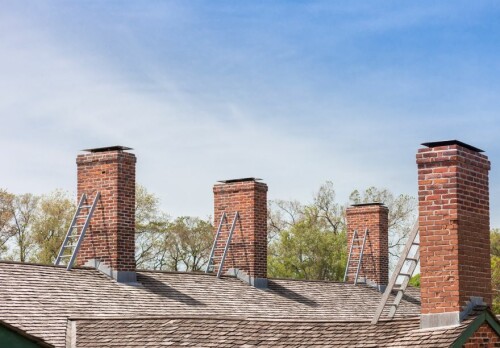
[212,179,268,279]
[345,204,388,287]
[75,149,136,272]
[416,142,491,316]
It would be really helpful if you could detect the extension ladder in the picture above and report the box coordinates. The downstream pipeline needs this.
[371,223,420,324]
[54,192,100,270]
[344,228,368,285]
[206,211,240,278]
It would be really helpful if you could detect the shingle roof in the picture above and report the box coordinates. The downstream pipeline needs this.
[72,316,474,348]
[0,261,422,347]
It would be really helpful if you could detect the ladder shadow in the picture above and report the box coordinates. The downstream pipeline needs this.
[137,274,206,307]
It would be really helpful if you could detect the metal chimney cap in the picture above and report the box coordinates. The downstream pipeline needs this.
[81,146,133,153]
[351,202,386,207]
[421,140,483,153]
[217,177,263,184]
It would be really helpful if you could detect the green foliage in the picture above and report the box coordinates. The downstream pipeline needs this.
[492,255,500,314]
[268,182,347,281]
[165,217,213,272]
[492,230,500,314]
[31,190,75,264]
[491,229,500,257]
[10,193,39,262]
[135,184,213,271]
[0,189,15,257]
[268,218,347,281]
[409,274,420,287]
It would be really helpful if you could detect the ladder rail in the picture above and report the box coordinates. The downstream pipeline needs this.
[217,212,240,278]
[343,229,358,282]
[54,194,87,266]
[388,249,420,318]
[66,192,100,270]
[354,227,369,285]
[205,212,227,273]
[371,222,419,324]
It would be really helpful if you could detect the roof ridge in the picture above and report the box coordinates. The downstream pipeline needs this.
[0,260,95,270]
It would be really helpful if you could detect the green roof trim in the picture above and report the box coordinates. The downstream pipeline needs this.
[0,320,53,348]
[451,310,500,348]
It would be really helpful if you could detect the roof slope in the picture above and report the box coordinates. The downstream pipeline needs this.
[72,316,474,348]
[0,261,420,348]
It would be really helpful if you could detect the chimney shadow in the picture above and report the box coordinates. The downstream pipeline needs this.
[268,280,319,307]
[137,273,206,307]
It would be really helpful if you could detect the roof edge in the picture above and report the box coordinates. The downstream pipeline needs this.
[68,315,421,324]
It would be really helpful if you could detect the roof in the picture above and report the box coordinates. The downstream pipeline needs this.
[71,315,483,348]
[0,260,495,347]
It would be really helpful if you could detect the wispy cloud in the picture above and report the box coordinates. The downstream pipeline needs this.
[1,1,499,226]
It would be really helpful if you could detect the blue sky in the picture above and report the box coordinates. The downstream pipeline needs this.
[1,1,500,227]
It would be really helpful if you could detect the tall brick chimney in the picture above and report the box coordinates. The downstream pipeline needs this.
[212,178,268,288]
[417,140,491,329]
[346,203,389,291]
[76,146,136,283]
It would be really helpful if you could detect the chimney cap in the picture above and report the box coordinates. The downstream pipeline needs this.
[218,177,262,184]
[351,202,386,207]
[81,146,133,153]
[421,140,483,153]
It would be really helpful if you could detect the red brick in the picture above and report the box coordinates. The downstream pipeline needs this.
[75,149,136,272]
[417,143,491,315]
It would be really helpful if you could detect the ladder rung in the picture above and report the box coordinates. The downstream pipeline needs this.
[399,273,412,277]
[65,244,77,248]
[405,258,419,262]
[412,242,420,245]
[59,255,72,258]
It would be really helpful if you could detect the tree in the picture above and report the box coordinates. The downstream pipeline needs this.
[268,181,347,281]
[492,229,500,314]
[165,217,213,272]
[10,193,39,262]
[349,187,417,270]
[268,217,347,280]
[31,190,75,264]
[134,184,213,271]
[135,184,170,270]
[0,189,15,257]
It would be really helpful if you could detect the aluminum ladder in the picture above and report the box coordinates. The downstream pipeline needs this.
[343,227,368,285]
[54,192,100,270]
[371,223,420,324]
[205,211,240,278]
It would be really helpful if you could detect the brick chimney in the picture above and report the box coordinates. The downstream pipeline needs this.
[417,140,491,329]
[346,203,389,291]
[76,146,136,283]
[212,178,268,288]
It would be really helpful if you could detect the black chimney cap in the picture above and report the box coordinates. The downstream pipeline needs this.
[351,202,386,207]
[218,177,262,184]
[82,146,133,153]
[421,140,483,153]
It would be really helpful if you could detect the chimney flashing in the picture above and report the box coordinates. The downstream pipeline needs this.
[421,140,483,153]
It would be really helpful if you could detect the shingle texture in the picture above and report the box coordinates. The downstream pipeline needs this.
[0,261,421,347]
[73,316,474,347]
